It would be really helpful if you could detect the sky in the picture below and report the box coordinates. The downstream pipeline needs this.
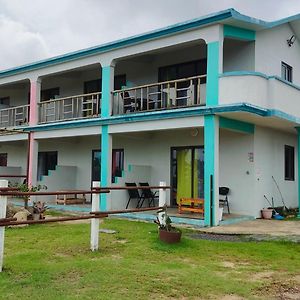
[0,0,300,70]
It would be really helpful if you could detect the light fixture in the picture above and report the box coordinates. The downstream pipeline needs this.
[287,35,296,47]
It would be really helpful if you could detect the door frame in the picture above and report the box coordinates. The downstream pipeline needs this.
[170,145,204,206]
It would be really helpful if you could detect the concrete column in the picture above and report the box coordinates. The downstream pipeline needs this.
[206,41,220,106]
[204,115,219,226]
[100,64,114,210]
[0,180,8,272]
[27,78,41,187]
[297,128,300,218]
[27,132,39,187]
[29,78,41,126]
[101,64,115,118]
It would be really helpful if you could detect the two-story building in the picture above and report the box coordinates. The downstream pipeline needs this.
[0,8,299,226]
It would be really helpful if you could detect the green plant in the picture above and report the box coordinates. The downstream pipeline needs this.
[8,182,47,208]
[155,205,179,232]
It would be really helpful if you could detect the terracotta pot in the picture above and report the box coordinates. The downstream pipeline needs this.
[261,208,273,219]
[159,228,182,244]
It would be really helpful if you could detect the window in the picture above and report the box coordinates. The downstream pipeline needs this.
[0,97,10,106]
[281,62,292,83]
[37,151,58,181]
[284,145,294,181]
[41,87,60,101]
[91,149,124,183]
[84,75,126,93]
[0,153,7,166]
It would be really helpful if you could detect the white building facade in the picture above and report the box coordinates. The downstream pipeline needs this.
[0,9,299,225]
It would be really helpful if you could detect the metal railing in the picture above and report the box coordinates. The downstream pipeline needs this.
[0,105,29,127]
[112,75,206,115]
[38,92,101,124]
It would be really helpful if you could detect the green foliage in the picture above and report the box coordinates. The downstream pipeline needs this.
[0,219,299,299]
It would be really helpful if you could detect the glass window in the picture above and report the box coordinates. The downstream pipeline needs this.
[285,145,294,181]
[0,97,10,106]
[0,153,7,166]
[91,149,124,183]
[281,62,292,83]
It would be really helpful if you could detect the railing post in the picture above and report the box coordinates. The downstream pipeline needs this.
[158,181,167,225]
[90,182,100,251]
[0,180,8,272]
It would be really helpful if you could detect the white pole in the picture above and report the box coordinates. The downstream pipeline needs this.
[0,180,8,272]
[90,182,100,251]
[158,181,167,225]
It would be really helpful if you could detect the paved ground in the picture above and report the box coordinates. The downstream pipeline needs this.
[198,219,300,236]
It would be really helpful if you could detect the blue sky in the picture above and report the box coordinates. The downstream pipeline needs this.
[0,0,299,70]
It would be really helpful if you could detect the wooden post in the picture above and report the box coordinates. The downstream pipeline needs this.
[0,180,8,272]
[90,182,100,251]
[158,181,167,225]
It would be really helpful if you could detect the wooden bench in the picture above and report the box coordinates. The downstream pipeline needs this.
[56,190,86,205]
[178,198,204,214]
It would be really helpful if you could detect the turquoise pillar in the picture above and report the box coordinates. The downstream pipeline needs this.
[297,128,300,218]
[204,115,219,226]
[206,41,220,106]
[100,65,114,210]
[204,40,220,226]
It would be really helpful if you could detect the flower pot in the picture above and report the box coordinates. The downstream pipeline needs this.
[159,228,182,244]
[33,213,41,221]
[261,208,273,219]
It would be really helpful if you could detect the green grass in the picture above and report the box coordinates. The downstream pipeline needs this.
[0,218,299,300]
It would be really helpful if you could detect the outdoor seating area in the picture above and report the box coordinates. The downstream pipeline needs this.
[125,182,158,209]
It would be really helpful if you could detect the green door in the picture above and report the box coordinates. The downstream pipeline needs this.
[171,146,204,206]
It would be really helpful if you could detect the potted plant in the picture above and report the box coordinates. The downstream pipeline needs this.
[261,207,273,219]
[32,201,48,220]
[155,205,182,244]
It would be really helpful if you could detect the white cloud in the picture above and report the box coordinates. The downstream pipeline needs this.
[0,0,300,70]
[0,14,49,69]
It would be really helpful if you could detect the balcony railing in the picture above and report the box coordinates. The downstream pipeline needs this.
[112,75,206,115]
[38,92,101,124]
[0,105,29,127]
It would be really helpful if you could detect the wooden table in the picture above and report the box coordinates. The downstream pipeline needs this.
[178,198,204,214]
[56,190,86,205]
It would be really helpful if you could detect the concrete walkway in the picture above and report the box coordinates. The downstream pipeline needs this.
[199,219,300,236]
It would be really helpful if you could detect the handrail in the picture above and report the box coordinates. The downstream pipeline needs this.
[39,92,101,105]
[0,104,30,127]
[113,75,206,93]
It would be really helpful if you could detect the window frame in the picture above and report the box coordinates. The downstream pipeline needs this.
[284,145,295,181]
[281,62,293,83]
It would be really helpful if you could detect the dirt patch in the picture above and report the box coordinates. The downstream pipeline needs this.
[221,295,246,300]
[256,281,300,299]
[251,271,275,281]
[221,261,236,268]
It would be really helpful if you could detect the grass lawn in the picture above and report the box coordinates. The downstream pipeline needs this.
[0,218,299,300]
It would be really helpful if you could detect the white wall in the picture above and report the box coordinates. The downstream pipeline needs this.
[0,83,29,106]
[254,126,298,214]
[255,24,300,85]
[219,129,255,216]
[223,39,255,72]
[0,141,27,176]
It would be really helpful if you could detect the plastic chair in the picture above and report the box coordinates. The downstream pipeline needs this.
[139,182,159,207]
[125,182,141,209]
[219,187,230,214]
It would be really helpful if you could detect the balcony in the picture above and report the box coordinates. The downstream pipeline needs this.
[219,72,300,118]
[38,92,101,124]
[112,75,206,115]
[0,105,29,127]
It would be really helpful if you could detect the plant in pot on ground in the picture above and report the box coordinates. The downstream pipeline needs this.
[32,201,48,220]
[155,205,182,244]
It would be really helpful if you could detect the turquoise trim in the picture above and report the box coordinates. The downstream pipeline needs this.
[24,103,268,132]
[204,115,217,226]
[101,66,112,118]
[206,42,219,106]
[100,125,110,210]
[220,71,269,79]
[223,25,256,41]
[128,164,132,172]
[297,127,300,218]
[219,117,254,134]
